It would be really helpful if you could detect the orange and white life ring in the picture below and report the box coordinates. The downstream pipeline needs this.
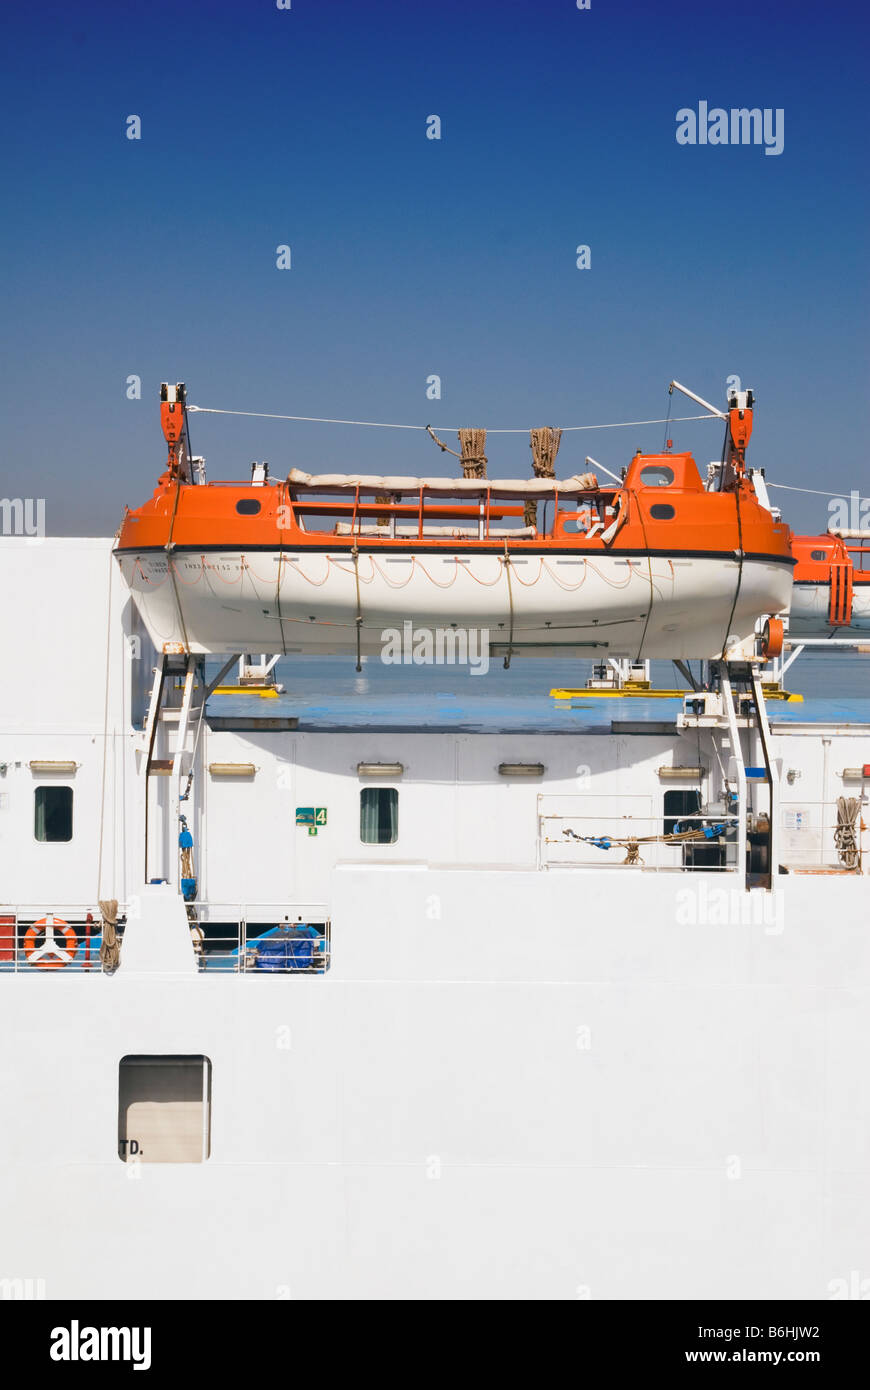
[24,916,78,969]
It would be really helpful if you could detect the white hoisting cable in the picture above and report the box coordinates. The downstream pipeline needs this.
[187,404,720,434]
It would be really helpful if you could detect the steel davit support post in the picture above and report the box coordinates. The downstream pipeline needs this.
[170,657,197,892]
[750,668,779,888]
[718,663,748,892]
[143,654,168,884]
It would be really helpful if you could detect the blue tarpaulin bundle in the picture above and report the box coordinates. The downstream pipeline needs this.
[254,923,322,971]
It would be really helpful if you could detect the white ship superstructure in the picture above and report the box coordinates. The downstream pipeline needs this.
[1,533,868,1300]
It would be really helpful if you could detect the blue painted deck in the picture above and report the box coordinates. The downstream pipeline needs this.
[207,653,870,733]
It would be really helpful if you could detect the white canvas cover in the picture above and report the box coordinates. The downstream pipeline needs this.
[286,468,600,497]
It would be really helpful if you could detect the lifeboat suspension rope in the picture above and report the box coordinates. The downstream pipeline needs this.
[502,544,515,669]
[352,545,363,672]
[187,405,720,434]
[165,481,191,652]
[720,488,745,658]
[630,497,656,661]
[97,543,114,903]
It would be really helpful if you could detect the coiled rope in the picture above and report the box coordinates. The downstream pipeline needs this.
[835,796,861,870]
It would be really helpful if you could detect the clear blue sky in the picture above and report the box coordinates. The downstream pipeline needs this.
[0,0,867,535]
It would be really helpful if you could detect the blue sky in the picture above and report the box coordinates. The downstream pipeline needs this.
[0,0,867,535]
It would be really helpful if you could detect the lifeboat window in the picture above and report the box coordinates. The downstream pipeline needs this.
[649,503,676,520]
[360,787,398,845]
[34,786,73,842]
[810,549,828,561]
[118,1055,212,1164]
[236,498,261,515]
[560,509,595,533]
[639,465,674,487]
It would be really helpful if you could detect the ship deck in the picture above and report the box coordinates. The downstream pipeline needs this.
[206,653,870,734]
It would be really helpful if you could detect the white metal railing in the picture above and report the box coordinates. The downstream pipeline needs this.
[540,799,865,874]
[0,906,126,974]
[1,901,331,975]
[187,903,331,974]
[539,812,740,872]
[779,799,865,872]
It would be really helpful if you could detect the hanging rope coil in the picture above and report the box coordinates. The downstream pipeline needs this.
[530,427,562,476]
[526,427,562,527]
[834,796,861,870]
[425,425,487,477]
[99,899,121,973]
[459,428,487,478]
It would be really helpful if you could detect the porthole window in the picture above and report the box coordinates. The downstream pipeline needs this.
[236,498,261,515]
[360,787,398,845]
[649,503,676,520]
[34,786,73,842]
[810,549,828,561]
[639,465,674,487]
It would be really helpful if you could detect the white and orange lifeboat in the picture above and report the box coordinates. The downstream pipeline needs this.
[789,532,870,636]
[115,384,794,662]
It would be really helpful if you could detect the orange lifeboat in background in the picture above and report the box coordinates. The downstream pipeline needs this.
[789,532,870,635]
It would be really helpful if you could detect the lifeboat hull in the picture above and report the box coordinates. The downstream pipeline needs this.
[788,535,870,637]
[788,582,870,637]
[116,547,793,661]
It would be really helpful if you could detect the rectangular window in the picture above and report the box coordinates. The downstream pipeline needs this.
[663,788,701,836]
[118,1055,211,1164]
[34,786,73,842]
[360,786,398,844]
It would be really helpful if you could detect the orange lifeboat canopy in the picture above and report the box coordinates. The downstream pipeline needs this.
[623,451,705,492]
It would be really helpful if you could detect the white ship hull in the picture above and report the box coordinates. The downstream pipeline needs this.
[2,869,868,1301]
[117,548,793,660]
[1,538,867,1301]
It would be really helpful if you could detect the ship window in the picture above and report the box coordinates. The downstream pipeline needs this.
[34,786,73,842]
[663,788,701,835]
[649,503,675,520]
[810,549,828,561]
[118,1055,212,1164]
[360,787,398,845]
[236,498,261,515]
[640,465,674,487]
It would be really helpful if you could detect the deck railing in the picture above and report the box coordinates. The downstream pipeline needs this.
[187,903,331,974]
[0,907,124,973]
[540,801,865,874]
[0,903,330,974]
[539,811,740,872]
